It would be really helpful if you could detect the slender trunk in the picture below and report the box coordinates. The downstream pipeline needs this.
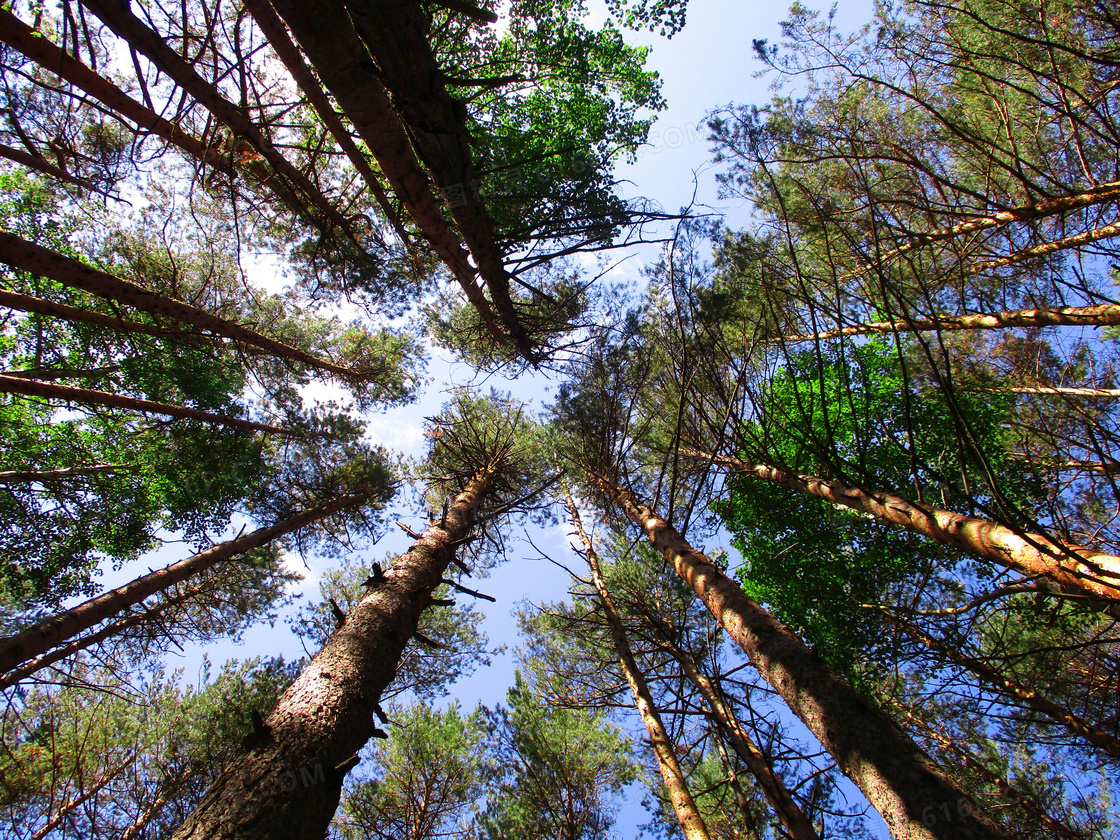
[169,470,496,840]
[77,0,370,255]
[0,491,370,674]
[886,612,1120,759]
[839,180,1120,281]
[565,493,713,840]
[590,471,1010,840]
[238,0,409,246]
[712,736,760,840]
[344,0,535,359]
[983,385,1120,397]
[29,751,139,840]
[667,643,821,840]
[683,448,1120,602]
[1010,456,1120,474]
[777,303,1120,344]
[0,580,205,689]
[0,464,135,483]
[267,0,510,354]
[0,373,292,435]
[0,7,308,221]
[0,232,378,383]
[967,217,1120,274]
[899,708,1083,840]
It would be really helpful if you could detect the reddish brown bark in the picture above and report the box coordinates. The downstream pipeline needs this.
[0,232,380,382]
[0,491,370,675]
[0,374,291,435]
[778,303,1120,344]
[169,471,496,840]
[591,472,1010,840]
[685,449,1120,602]
[566,493,713,840]
[267,0,508,351]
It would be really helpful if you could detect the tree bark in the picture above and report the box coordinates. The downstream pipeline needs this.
[776,303,1120,344]
[0,373,292,435]
[169,470,496,840]
[238,0,409,246]
[565,492,713,840]
[0,464,135,483]
[77,0,371,255]
[666,642,821,840]
[839,180,1120,281]
[885,611,1120,759]
[590,471,1011,840]
[0,6,311,224]
[0,141,102,193]
[266,0,509,352]
[682,448,1120,602]
[0,232,381,383]
[0,491,372,675]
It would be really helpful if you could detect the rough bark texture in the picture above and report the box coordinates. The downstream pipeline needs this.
[671,647,821,840]
[566,494,713,840]
[592,473,1011,840]
[268,0,507,349]
[238,0,409,245]
[0,232,376,382]
[778,303,1120,343]
[169,470,495,840]
[0,464,134,483]
[0,493,369,674]
[0,373,290,435]
[685,449,1120,601]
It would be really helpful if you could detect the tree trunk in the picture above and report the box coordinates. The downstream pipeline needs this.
[266,0,515,356]
[590,471,1011,840]
[238,0,409,246]
[967,218,1120,274]
[0,491,372,675]
[682,448,1120,602]
[0,6,310,223]
[840,180,1120,281]
[0,373,292,435]
[0,232,380,383]
[777,303,1120,344]
[983,385,1120,398]
[77,0,370,255]
[886,612,1120,759]
[565,492,714,840]
[0,464,135,483]
[169,469,496,840]
[0,141,102,193]
[666,641,821,840]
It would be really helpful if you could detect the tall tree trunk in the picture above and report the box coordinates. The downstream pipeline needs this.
[663,639,821,840]
[0,491,372,674]
[169,469,497,840]
[0,232,382,383]
[565,492,714,840]
[884,611,1120,759]
[0,464,135,483]
[0,373,291,435]
[237,0,409,246]
[777,303,1120,344]
[0,6,311,225]
[589,471,1011,840]
[983,385,1120,398]
[681,448,1120,603]
[266,0,515,356]
[76,0,371,255]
